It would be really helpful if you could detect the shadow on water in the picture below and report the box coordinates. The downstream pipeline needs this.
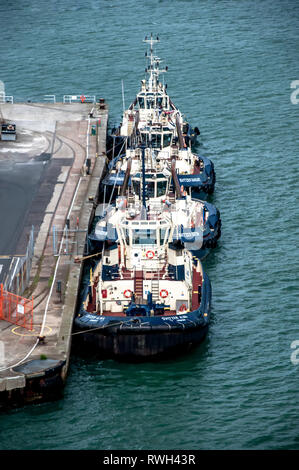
[71,335,211,368]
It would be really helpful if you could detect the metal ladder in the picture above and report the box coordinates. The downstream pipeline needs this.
[151,279,160,302]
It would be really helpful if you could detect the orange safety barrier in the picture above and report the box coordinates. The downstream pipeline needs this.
[0,284,33,331]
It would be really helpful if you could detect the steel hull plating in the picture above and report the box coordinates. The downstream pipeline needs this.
[73,271,211,360]
[72,324,209,360]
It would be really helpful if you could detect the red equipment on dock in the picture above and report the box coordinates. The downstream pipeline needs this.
[0,284,33,331]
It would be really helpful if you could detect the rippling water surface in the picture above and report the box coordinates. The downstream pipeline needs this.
[0,0,299,450]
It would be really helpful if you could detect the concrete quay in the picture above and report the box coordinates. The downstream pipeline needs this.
[0,101,108,409]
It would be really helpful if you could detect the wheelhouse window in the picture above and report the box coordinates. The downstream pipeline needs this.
[146,181,155,198]
[157,179,167,197]
[138,96,145,109]
[140,132,149,146]
[132,179,140,195]
[146,94,154,109]
[151,133,162,149]
[132,174,166,199]
[156,96,163,108]
[132,228,157,245]
[163,133,172,148]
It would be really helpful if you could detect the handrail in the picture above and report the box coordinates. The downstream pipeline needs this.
[44,95,56,103]
[0,92,13,104]
[63,94,96,103]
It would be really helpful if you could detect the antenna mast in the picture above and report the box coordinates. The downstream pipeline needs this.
[143,34,168,91]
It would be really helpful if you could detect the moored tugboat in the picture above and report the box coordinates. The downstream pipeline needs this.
[74,35,220,361]
[74,201,212,360]
[89,153,221,258]
[107,35,216,197]
[74,149,212,360]
[107,35,200,158]
[106,126,215,199]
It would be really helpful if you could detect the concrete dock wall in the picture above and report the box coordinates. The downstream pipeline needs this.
[57,111,108,380]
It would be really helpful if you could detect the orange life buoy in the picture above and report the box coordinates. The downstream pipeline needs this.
[80,95,86,103]
[146,250,155,259]
[160,289,168,299]
[123,289,132,298]
[179,304,187,312]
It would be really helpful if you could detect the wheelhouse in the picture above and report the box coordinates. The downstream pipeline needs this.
[136,91,170,110]
[118,218,172,251]
[131,172,169,199]
[139,126,173,149]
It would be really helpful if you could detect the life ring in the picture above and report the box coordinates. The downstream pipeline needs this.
[80,95,86,103]
[123,289,132,298]
[160,289,168,299]
[179,304,187,312]
[146,250,155,259]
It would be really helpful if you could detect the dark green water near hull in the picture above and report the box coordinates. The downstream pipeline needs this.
[0,0,299,450]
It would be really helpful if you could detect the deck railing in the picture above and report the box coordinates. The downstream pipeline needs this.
[0,92,13,103]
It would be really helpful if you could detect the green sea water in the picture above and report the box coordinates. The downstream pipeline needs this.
[0,0,299,450]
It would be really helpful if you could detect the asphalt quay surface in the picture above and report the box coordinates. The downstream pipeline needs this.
[0,102,92,284]
[0,101,108,400]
